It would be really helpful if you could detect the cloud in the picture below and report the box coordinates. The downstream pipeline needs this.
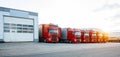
[113,14,120,18]
[93,3,120,12]
[106,13,120,21]
[105,13,120,32]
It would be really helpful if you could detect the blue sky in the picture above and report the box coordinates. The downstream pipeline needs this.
[0,0,120,32]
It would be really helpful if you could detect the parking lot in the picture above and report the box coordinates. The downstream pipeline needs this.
[0,42,120,57]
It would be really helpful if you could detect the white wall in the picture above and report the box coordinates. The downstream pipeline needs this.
[29,15,38,42]
[0,11,9,41]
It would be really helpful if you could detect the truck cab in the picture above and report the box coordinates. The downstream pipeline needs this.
[91,30,97,43]
[80,30,85,43]
[102,32,108,43]
[61,28,81,43]
[96,31,103,43]
[39,24,61,43]
[84,30,90,43]
[72,30,81,43]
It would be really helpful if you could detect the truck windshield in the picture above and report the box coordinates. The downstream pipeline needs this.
[84,32,89,36]
[74,32,81,35]
[48,29,58,33]
[92,33,96,36]
[98,34,102,36]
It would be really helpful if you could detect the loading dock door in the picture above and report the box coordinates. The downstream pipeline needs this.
[3,16,34,42]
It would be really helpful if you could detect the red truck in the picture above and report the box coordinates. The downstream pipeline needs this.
[60,28,82,43]
[96,31,102,43]
[84,29,98,43]
[39,24,61,43]
[84,29,90,43]
[80,30,85,43]
[102,32,108,43]
[90,30,98,43]
[96,30,108,43]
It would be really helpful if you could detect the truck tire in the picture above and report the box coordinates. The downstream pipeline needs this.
[69,41,72,43]
[44,39,47,43]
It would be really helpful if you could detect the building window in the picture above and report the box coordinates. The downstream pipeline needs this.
[28,25,33,27]
[23,25,28,27]
[4,23,10,32]
[4,23,10,26]
[4,23,34,33]
[4,30,10,32]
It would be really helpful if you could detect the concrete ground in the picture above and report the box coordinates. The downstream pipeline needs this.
[0,42,120,57]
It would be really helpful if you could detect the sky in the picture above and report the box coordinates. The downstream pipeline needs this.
[0,0,120,32]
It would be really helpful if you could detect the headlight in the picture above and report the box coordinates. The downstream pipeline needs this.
[74,39,76,42]
[92,39,94,42]
[80,39,81,42]
[48,38,51,40]
[56,38,58,41]
[84,40,85,41]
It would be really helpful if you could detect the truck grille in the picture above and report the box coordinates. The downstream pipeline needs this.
[76,39,81,42]
[52,38,57,41]
[52,34,57,41]
[76,37,80,39]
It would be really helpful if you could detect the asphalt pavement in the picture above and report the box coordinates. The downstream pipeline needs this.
[0,42,120,57]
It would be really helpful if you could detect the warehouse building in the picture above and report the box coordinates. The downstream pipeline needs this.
[0,7,38,42]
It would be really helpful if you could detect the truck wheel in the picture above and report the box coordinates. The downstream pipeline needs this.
[44,39,47,43]
[69,41,72,43]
